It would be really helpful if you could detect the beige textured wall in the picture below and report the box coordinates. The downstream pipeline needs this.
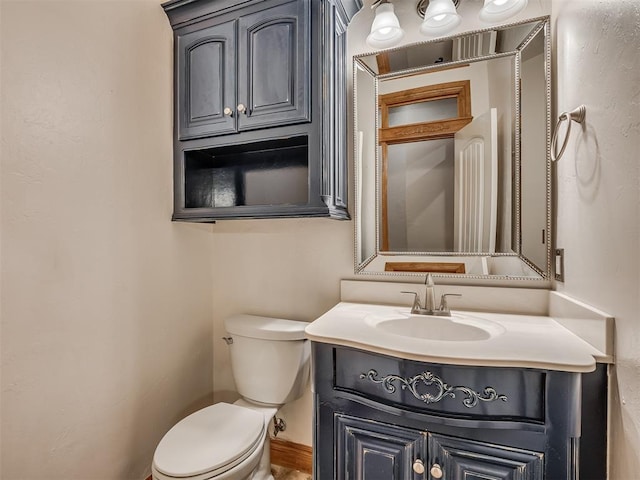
[553,0,640,477]
[211,218,354,444]
[0,1,214,479]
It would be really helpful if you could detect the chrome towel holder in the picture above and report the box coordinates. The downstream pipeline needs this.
[551,105,586,162]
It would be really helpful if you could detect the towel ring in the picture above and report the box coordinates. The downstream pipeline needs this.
[551,105,586,162]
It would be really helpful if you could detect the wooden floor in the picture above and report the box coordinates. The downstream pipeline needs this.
[272,464,312,480]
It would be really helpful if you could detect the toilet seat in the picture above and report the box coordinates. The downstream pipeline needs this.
[153,403,265,479]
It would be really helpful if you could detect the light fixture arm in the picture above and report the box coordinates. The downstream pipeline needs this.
[371,0,390,8]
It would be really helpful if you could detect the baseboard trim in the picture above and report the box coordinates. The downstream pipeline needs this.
[270,437,313,474]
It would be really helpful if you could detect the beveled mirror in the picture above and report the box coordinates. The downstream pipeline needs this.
[354,17,551,280]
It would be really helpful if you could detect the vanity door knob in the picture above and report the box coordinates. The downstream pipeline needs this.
[412,459,425,475]
[430,463,443,479]
[223,107,233,116]
[237,103,247,114]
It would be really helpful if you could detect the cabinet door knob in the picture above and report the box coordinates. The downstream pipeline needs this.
[237,103,247,114]
[430,463,443,479]
[412,459,425,475]
[223,107,233,116]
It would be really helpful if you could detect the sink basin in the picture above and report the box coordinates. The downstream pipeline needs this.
[305,301,605,371]
[365,312,505,342]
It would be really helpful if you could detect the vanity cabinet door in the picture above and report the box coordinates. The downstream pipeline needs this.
[176,20,237,140]
[237,0,310,131]
[336,414,427,480]
[428,433,544,480]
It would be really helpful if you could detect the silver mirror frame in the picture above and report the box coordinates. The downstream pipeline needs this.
[353,16,552,282]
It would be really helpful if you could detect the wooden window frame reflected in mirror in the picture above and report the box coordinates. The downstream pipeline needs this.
[379,80,473,252]
[384,261,466,274]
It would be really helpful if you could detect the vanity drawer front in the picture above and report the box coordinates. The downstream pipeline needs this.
[334,347,544,422]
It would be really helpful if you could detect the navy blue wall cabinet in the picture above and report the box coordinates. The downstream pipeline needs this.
[312,343,608,480]
[163,0,363,221]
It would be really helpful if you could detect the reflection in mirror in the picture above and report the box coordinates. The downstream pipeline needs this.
[354,17,551,280]
[384,139,454,252]
[520,26,548,271]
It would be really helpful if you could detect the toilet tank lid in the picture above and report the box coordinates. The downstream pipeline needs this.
[224,314,308,341]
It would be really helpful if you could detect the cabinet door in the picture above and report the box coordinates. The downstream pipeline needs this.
[428,433,544,480]
[336,414,427,480]
[237,0,310,131]
[177,20,236,140]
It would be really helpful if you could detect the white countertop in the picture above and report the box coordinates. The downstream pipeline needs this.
[305,302,607,373]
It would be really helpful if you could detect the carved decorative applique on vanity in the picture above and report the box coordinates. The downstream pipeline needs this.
[359,369,508,407]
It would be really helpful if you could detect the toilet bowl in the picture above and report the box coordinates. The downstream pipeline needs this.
[152,315,310,480]
[152,400,277,480]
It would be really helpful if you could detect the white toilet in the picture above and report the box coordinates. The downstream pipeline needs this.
[152,314,310,480]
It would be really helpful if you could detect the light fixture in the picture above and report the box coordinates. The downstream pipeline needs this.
[380,0,531,40]
[366,1,404,49]
[479,0,528,22]
[420,0,461,36]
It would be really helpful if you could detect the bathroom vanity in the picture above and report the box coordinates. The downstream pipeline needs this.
[306,298,610,480]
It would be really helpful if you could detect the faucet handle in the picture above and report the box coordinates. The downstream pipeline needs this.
[401,291,422,313]
[439,293,462,313]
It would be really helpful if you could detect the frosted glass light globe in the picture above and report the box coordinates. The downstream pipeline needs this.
[479,0,528,22]
[366,3,404,49]
[420,0,461,36]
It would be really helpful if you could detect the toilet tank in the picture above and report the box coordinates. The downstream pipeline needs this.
[224,314,310,406]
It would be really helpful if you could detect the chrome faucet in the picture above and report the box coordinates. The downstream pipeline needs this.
[401,274,461,316]
[424,273,436,311]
